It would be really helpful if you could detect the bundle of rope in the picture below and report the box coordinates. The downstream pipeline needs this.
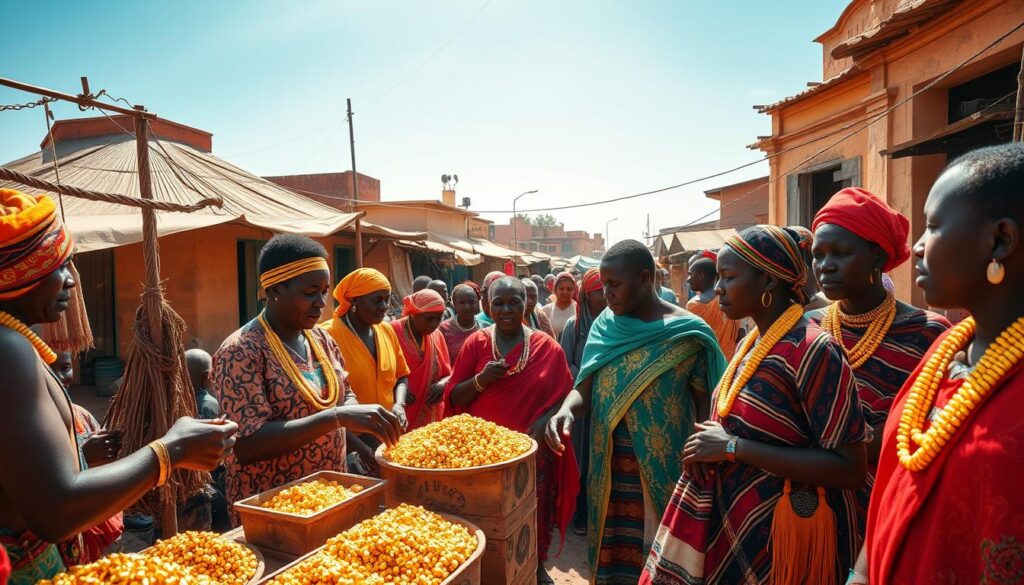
[39,262,93,353]
[100,118,212,534]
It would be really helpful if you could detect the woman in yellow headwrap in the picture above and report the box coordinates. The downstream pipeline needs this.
[321,269,411,470]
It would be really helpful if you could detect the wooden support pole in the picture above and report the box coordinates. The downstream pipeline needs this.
[1014,46,1024,142]
[355,218,364,268]
[133,113,178,538]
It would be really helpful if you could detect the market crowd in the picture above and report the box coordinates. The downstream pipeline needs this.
[0,142,1022,585]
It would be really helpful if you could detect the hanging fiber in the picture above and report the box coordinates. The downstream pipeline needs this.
[39,261,94,354]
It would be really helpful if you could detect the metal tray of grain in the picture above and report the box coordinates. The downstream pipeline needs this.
[374,439,537,518]
[233,470,384,557]
[257,512,486,585]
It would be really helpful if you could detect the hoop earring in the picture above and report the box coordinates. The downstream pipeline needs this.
[350,305,359,314]
[987,259,1005,285]
[761,290,773,308]
[869,270,876,285]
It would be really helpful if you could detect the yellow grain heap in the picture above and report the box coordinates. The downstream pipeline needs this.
[146,531,259,585]
[383,414,532,468]
[268,504,478,585]
[260,479,365,515]
[37,552,216,585]
[38,532,258,585]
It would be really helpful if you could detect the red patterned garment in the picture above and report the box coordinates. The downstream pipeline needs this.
[641,321,868,585]
[390,317,452,430]
[808,308,950,427]
[866,329,1024,585]
[214,320,353,524]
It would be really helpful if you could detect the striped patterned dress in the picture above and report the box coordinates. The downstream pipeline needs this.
[808,307,950,427]
[641,320,868,585]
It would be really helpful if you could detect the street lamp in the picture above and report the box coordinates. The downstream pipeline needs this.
[605,217,618,251]
[512,189,539,252]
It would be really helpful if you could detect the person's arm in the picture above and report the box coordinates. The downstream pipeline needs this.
[543,375,592,454]
[391,377,410,429]
[685,337,869,489]
[0,335,235,543]
[449,361,509,406]
[559,320,579,377]
[848,547,869,584]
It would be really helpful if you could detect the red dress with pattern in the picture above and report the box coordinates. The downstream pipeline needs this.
[641,321,868,585]
[214,320,353,524]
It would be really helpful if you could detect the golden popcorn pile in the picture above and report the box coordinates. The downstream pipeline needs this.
[383,414,532,468]
[260,479,365,516]
[267,504,478,585]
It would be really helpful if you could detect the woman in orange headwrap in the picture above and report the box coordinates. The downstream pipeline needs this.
[388,290,453,430]
[321,269,411,470]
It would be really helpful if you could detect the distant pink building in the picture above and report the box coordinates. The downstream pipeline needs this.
[264,171,380,212]
[491,217,605,257]
[703,177,769,229]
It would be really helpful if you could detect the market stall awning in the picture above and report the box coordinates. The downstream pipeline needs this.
[397,235,483,266]
[652,227,737,258]
[1,133,381,252]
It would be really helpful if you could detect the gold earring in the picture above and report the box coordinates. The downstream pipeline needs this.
[760,291,773,308]
[869,270,876,285]
[987,259,1005,285]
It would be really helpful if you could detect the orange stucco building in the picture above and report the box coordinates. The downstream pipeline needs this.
[753,0,1024,305]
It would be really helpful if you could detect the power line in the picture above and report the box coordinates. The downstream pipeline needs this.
[488,19,1024,220]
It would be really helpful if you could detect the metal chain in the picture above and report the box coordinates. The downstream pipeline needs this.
[0,96,57,112]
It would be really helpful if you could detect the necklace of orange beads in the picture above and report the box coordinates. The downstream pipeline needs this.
[896,316,1024,471]
[0,309,58,364]
[716,303,804,418]
[820,292,896,369]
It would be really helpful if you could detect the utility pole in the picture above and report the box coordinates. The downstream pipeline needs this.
[347,98,364,267]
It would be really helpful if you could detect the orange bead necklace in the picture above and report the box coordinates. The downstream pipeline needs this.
[716,303,804,418]
[896,316,1024,471]
[820,292,897,369]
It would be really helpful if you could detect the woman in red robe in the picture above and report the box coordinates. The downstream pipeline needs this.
[853,143,1024,584]
[390,290,452,431]
[444,276,579,585]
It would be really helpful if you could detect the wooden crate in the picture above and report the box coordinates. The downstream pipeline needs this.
[478,500,537,585]
[510,554,539,585]
[375,441,537,518]
[257,512,486,585]
[234,471,383,557]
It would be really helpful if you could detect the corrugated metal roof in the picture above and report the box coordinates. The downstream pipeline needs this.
[0,134,403,252]
[651,227,737,257]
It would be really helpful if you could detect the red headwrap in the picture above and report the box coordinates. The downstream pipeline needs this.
[700,249,718,263]
[402,289,446,316]
[579,267,602,294]
[812,187,911,272]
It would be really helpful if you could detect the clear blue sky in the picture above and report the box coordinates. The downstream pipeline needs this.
[0,0,847,246]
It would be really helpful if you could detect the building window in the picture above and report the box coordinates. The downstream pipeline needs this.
[333,246,356,284]
[237,239,267,325]
[785,156,860,226]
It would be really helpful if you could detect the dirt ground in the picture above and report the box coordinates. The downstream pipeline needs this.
[546,529,590,584]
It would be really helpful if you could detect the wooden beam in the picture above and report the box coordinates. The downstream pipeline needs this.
[0,77,157,119]
[354,218,364,268]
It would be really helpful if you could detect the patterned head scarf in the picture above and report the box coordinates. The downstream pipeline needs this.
[724,225,808,304]
[402,289,446,317]
[0,190,74,300]
[575,267,603,336]
[812,187,911,272]
[332,268,391,316]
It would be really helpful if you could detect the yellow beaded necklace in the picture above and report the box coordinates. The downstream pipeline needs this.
[820,292,897,369]
[716,303,804,418]
[0,309,58,364]
[258,312,340,411]
[896,316,1024,471]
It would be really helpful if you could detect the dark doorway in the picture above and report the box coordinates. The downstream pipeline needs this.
[810,167,849,218]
